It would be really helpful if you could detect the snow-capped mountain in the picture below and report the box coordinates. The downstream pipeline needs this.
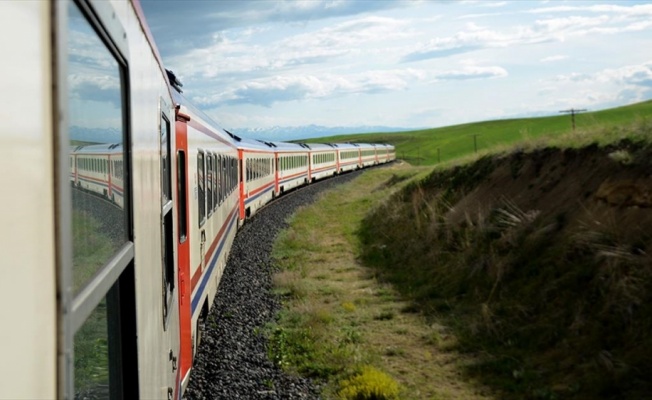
[233,125,412,141]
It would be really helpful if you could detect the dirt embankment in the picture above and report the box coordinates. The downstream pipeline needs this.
[361,140,652,400]
[447,141,652,239]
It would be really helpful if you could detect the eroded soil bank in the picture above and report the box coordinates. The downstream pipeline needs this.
[361,140,652,399]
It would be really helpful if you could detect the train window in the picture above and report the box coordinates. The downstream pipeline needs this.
[160,109,174,327]
[64,1,135,399]
[198,150,206,226]
[213,154,218,211]
[207,154,213,215]
[68,1,128,295]
[232,157,236,192]
[222,156,227,200]
[177,150,187,242]
[161,114,171,203]
[218,155,223,204]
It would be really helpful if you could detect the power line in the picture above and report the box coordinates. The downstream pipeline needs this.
[559,108,587,131]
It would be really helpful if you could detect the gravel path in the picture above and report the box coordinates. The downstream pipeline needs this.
[184,171,362,400]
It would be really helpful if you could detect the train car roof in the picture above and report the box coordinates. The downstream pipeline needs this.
[352,142,376,149]
[330,142,359,150]
[303,143,336,152]
[266,141,309,152]
[238,136,276,152]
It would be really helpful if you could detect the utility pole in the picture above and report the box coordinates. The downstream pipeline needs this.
[559,108,587,131]
[437,148,441,164]
[473,134,480,153]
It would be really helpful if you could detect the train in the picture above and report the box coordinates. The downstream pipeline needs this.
[0,1,395,399]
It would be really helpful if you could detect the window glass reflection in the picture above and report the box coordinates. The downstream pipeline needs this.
[68,2,127,296]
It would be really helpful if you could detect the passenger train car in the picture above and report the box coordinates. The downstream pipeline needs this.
[0,1,394,399]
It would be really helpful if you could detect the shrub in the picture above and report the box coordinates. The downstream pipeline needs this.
[338,366,400,400]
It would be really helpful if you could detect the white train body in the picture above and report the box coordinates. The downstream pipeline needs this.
[0,1,395,399]
[336,143,363,172]
[70,144,125,208]
[308,143,339,182]
[358,143,379,167]
[274,142,311,194]
[239,138,277,218]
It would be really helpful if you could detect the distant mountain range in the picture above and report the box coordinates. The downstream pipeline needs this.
[69,124,414,144]
[232,124,414,141]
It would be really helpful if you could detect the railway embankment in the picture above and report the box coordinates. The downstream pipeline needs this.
[360,138,652,399]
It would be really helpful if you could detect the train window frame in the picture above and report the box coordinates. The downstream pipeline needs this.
[55,0,137,398]
[212,153,218,211]
[160,102,175,329]
[207,153,213,217]
[177,150,188,242]
[197,150,206,227]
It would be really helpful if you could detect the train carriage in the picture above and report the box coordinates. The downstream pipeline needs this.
[307,143,338,182]
[1,0,184,398]
[357,143,378,167]
[172,91,241,391]
[70,143,125,208]
[377,143,397,163]
[336,143,361,173]
[273,141,311,195]
[239,138,276,219]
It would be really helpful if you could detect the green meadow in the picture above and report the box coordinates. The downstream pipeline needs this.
[307,99,652,165]
[272,99,652,399]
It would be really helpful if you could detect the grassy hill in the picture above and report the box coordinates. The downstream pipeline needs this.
[270,100,652,399]
[306,100,652,165]
[358,122,652,399]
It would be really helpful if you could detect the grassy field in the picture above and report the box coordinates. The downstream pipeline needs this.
[272,101,652,399]
[269,164,495,399]
[305,100,652,166]
[356,122,652,398]
[72,209,116,396]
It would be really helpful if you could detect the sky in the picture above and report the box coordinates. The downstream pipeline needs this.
[140,0,652,138]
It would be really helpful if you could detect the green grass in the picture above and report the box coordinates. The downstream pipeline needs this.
[72,210,117,395]
[74,301,110,394]
[269,165,492,399]
[72,210,116,295]
[273,100,652,398]
[305,99,652,166]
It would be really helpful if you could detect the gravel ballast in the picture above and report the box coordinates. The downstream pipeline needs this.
[184,171,362,400]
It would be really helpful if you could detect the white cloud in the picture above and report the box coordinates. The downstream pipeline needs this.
[540,55,568,62]
[193,68,428,107]
[431,65,508,81]
[281,16,413,50]
[541,61,652,110]
[404,2,652,63]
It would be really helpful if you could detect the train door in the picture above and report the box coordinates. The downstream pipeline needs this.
[160,100,182,399]
[56,1,138,397]
[175,112,193,388]
[197,150,207,299]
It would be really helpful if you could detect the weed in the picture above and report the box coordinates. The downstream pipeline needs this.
[384,347,406,357]
[263,379,275,390]
[340,326,362,345]
[374,310,395,321]
[338,366,400,400]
